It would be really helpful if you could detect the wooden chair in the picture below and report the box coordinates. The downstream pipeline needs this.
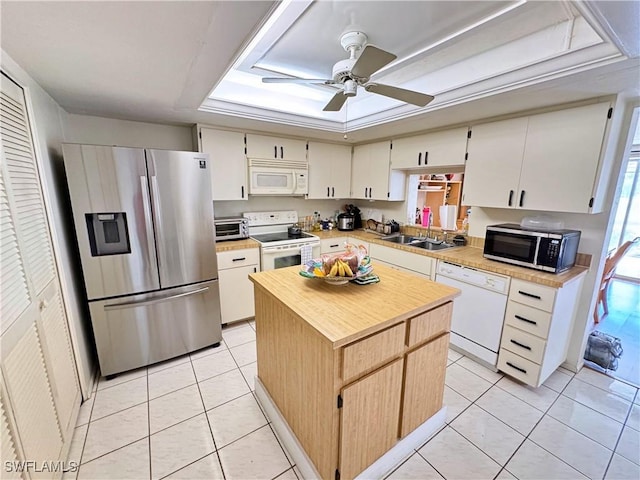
[594,237,640,323]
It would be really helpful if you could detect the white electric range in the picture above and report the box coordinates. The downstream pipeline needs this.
[243,211,320,271]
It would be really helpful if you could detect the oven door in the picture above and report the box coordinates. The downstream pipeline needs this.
[484,228,539,266]
[261,243,321,271]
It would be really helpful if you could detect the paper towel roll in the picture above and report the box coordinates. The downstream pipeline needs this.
[439,205,458,230]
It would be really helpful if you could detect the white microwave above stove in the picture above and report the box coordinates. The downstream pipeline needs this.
[248,158,308,196]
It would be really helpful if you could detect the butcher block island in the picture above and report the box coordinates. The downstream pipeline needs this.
[249,264,460,480]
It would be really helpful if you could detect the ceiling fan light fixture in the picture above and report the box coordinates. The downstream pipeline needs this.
[343,79,357,97]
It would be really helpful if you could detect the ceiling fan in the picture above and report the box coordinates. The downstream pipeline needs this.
[261,31,434,112]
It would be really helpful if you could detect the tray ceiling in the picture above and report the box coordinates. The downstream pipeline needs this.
[202,0,628,131]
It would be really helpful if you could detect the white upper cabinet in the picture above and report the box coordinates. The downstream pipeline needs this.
[199,127,247,201]
[517,103,611,213]
[245,133,307,161]
[390,127,469,169]
[351,141,405,201]
[462,102,612,213]
[307,141,352,199]
[461,117,528,209]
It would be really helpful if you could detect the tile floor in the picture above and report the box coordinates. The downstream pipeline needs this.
[66,320,640,480]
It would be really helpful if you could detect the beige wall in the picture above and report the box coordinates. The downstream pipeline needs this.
[63,113,193,151]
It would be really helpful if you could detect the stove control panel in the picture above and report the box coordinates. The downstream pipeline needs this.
[243,211,298,227]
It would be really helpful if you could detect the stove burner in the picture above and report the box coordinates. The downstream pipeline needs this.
[251,232,315,243]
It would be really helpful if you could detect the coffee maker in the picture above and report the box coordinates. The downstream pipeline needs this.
[344,204,362,229]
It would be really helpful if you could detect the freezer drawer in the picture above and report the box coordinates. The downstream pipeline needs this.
[89,280,222,376]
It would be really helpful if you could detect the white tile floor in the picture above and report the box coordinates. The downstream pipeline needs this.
[67,320,640,480]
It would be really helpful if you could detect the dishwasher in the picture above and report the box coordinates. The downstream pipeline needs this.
[435,261,510,367]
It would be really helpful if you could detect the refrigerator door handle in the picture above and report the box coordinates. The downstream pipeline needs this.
[150,175,165,267]
[104,286,209,311]
[140,176,157,258]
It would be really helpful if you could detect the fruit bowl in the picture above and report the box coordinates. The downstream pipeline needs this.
[300,256,373,285]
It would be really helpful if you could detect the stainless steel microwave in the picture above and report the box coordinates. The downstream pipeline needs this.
[484,223,581,273]
[214,216,249,242]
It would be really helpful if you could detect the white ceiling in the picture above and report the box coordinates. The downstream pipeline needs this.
[1,1,639,144]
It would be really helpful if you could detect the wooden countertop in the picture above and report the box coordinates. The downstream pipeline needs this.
[215,238,260,252]
[312,229,587,288]
[249,263,460,349]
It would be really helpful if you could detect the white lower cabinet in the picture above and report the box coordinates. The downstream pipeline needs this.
[497,276,584,387]
[320,237,348,255]
[217,248,259,324]
[369,244,435,279]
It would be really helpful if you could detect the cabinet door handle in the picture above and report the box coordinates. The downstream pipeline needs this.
[519,190,525,207]
[368,187,372,198]
[364,187,368,198]
[241,185,245,198]
[327,187,330,197]
[280,146,284,159]
[506,362,527,374]
[274,146,277,158]
[510,339,532,351]
[254,267,257,273]
[514,314,537,325]
[508,190,514,206]
[418,152,422,166]
[518,290,541,300]
[332,187,335,197]
[232,257,246,262]
[330,244,339,248]
[425,151,429,165]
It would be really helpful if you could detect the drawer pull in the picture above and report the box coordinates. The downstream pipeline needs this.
[510,339,532,351]
[518,290,541,300]
[330,244,339,248]
[232,257,246,262]
[514,314,537,325]
[506,361,527,374]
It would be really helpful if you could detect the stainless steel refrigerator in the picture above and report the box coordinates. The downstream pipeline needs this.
[62,144,221,376]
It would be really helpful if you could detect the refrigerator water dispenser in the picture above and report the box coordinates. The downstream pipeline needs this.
[85,212,131,256]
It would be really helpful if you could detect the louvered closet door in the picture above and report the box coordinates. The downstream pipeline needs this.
[1,375,25,480]
[1,72,80,474]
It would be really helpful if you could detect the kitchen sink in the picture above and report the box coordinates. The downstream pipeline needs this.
[411,241,456,251]
[380,234,418,244]
[381,234,457,250]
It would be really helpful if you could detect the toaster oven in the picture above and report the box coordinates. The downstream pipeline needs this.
[214,216,249,242]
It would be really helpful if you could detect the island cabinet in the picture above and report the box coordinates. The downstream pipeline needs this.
[390,127,469,169]
[351,141,405,201]
[249,264,459,479]
[462,101,612,213]
[307,141,352,199]
[198,127,248,201]
[245,133,307,161]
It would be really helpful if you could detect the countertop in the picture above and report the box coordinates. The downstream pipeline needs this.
[248,263,460,348]
[215,238,260,252]
[312,229,588,289]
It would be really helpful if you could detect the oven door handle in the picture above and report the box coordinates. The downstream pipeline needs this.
[263,242,318,254]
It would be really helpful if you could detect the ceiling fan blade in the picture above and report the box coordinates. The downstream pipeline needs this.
[351,45,397,78]
[262,77,334,84]
[364,83,434,107]
[323,91,348,111]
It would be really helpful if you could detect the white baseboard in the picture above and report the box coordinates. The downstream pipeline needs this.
[255,377,446,480]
